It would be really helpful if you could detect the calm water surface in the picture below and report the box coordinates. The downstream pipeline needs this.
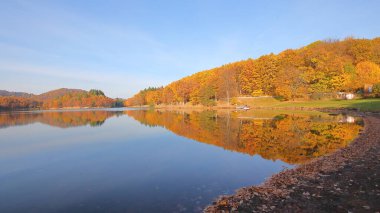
[0,109,362,212]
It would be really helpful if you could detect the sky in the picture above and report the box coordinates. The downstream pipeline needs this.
[1,0,380,98]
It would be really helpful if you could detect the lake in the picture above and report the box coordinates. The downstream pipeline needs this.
[0,109,362,212]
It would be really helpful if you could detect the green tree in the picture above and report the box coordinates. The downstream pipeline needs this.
[89,89,105,96]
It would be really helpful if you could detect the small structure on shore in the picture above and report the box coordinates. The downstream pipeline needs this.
[337,92,355,100]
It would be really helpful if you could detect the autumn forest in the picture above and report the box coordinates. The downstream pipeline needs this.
[0,88,123,110]
[126,37,380,107]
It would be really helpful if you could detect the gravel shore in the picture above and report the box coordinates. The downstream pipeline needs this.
[205,114,380,213]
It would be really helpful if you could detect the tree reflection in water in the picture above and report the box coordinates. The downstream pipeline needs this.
[126,109,363,164]
[0,109,362,164]
[0,110,123,129]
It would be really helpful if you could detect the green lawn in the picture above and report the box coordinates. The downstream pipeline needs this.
[237,97,380,112]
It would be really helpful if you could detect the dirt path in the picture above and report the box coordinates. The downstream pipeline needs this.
[205,115,380,213]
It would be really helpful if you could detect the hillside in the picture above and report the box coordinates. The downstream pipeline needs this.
[126,37,380,107]
[0,90,34,98]
[0,88,86,100]
[0,88,117,110]
[35,88,87,101]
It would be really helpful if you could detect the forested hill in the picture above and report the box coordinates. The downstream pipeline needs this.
[34,88,87,101]
[0,88,120,110]
[0,90,34,98]
[126,37,380,106]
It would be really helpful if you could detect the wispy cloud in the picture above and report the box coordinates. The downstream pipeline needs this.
[0,0,181,97]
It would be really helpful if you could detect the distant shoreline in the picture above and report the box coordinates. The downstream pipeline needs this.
[205,112,380,212]
[0,106,126,112]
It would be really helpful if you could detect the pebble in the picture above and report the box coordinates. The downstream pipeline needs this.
[363,205,370,210]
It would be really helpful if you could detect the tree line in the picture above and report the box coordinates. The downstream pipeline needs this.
[0,89,120,110]
[125,37,380,106]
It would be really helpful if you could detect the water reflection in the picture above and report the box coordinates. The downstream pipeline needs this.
[0,109,363,212]
[0,109,362,164]
[126,109,363,164]
[0,110,124,129]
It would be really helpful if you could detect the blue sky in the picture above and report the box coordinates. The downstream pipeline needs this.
[1,0,379,98]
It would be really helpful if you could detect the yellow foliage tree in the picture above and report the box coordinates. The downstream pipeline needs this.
[354,61,380,89]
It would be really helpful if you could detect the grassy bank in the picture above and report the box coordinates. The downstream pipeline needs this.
[130,97,380,112]
[238,97,380,112]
